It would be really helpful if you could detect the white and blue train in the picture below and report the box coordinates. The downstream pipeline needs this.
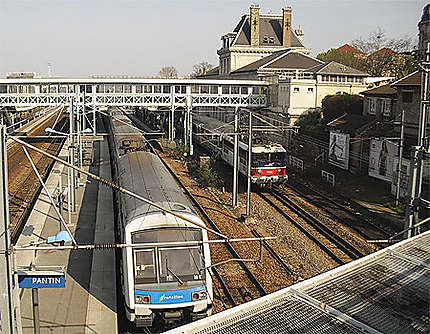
[107,111,213,327]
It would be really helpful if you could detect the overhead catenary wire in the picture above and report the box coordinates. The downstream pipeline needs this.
[8,135,227,240]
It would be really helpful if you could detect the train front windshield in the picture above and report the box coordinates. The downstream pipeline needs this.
[132,228,205,286]
[252,152,286,167]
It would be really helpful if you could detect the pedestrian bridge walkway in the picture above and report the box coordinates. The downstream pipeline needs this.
[0,77,268,109]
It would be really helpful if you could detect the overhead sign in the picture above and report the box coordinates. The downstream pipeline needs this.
[328,131,350,170]
[17,271,65,289]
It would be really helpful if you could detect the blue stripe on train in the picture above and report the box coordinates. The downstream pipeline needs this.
[135,286,206,304]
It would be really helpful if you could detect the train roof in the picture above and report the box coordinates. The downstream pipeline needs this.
[118,151,197,224]
[193,114,286,153]
[166,231,430,334]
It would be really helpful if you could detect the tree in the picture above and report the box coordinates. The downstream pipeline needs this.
[158,66,178,79]
[190,62,214,77]
[321,94,363,123]
[316,48,367,72]
[317,28,416,79]
[352,28,416,78]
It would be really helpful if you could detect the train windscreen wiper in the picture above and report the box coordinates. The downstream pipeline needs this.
[165,259,184,285]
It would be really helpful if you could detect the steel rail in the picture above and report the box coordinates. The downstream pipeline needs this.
[151,146,268,297]
[272,187,365,259]
[286,181,392,239]
[259,192,345,265]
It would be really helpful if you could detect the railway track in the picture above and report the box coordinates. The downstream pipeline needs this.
[272,186,366,259]
[285,181,393,240]
[123,113,296,313]
[8,109,67,244]
[258,191,349,265]
[152,146,266,308]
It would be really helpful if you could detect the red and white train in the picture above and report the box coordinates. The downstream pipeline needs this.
[192,114,287,186]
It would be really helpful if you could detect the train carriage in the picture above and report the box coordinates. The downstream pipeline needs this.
[193,114,287,186]
[107,111,213,327]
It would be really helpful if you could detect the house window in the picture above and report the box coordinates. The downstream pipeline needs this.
[381,99,391,116]
[402,91,413,103]
[293,87,299,93]
[263,36,269,43]
[269,37,275,44]
[307,87,314,93]
[368,98,376,115]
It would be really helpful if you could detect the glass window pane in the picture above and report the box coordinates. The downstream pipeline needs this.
[135,249,156,284]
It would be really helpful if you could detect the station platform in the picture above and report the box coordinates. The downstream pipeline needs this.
[15,131,117,333]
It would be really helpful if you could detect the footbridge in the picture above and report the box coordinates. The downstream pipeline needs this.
[0,77,269,144]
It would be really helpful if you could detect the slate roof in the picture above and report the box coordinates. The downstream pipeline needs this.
[361,83,397,96]
[306,61,368,76]
[391,71,421,87]
[232,51,323,74]
[232,14,305,48]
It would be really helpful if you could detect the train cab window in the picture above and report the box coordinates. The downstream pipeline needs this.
[135,249,156,284]
[252,152,286,167]
[159,247,204,283]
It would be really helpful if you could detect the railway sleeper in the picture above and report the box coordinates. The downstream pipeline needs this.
[238,286,254,302]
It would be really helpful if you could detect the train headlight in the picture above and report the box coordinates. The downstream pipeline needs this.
[135,295,151,304]
[191,290,207,301]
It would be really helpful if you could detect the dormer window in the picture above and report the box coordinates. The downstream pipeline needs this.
[263,36,269,43]
[269,37,275,44]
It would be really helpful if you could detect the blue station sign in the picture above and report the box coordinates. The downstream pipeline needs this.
[17,271,66,289]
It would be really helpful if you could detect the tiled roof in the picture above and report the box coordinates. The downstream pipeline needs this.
[391,71,421,87]
[337,44,365,55]
[361,84,397,96]
[370,47,397,57]
[327,113,374,133]
[233,14,305,48]
[232,51,322,73]
[306,61,367,76]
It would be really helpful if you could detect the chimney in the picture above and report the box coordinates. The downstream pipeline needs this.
[282,7,292,47]
[250,5,260,47]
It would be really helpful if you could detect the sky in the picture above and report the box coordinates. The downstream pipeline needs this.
[0,0,427,77]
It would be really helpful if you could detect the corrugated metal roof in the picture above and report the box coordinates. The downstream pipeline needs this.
[166,231,430,334]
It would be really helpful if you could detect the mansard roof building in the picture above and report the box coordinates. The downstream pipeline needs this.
[218,5,310,75]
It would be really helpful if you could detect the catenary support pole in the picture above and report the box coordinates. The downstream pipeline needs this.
[246,110,252,217]
[396,110,405,206]
[232,107,239,207]
[69,98,76,211]
[0,125,19,334]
